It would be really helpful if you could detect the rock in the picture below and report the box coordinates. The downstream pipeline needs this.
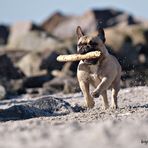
[0,54,25,98]
[42,12,67,33]
[105,23,148,52]
[42,8,139,39]
[2,49,28,63]
[7,21,43,48]
[40,54,79,94]
[0,53,24,79]
[0,96,74,121]
[0,85,6,100]
[8,30,61,51]
[42,77,80,94]
[0,78,27,99]
[137,43,148,66]
[107,13,139,26]
[6,21,61,51]
[0,25,9,45]
[104,23,148,70]
[40,51,65,72]
[51,10,96,39]
[23,75,52,88]
[17,52,47,76]
[40,50,79,75]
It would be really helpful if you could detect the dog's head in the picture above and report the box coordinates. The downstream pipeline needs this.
[76,26,106,64]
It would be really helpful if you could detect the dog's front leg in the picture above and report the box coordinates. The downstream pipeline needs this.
[79,81,95,108]
[91,77,112,98]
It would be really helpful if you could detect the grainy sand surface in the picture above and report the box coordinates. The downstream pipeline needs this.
[0,86,148,148]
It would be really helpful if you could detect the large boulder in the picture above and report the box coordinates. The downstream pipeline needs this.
[8,30,61,51]
[7,21,43,49]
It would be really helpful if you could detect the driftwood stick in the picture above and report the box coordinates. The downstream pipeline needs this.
[57,51,101,62]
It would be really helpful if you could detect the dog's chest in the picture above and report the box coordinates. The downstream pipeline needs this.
[89,65,100,80]
[89,65,98,74]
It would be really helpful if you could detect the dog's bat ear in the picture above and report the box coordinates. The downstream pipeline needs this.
[76,26,84,40]
[98,27,106,43]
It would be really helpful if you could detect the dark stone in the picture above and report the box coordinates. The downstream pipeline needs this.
[23,75,52,88]
[0,96,77,121]
[40,51,65,72]
[0,54,24,79]
[0,25,9,45]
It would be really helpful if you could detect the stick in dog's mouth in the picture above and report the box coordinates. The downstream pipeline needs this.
[56,51,101,62]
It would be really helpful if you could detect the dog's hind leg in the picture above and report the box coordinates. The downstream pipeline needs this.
[111,79,120,109]
[101,91,109,110]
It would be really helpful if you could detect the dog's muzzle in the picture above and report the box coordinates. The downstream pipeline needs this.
[78,46,99,65]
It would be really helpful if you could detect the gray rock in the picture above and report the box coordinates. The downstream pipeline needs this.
[8,30,61,51]
[7,21,43,49]
[17,52,47,76]
[0,96,74,121]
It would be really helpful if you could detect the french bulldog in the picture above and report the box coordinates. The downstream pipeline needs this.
[76,26,121,109]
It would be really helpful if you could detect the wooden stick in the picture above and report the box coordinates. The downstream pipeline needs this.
[57,51,101,62]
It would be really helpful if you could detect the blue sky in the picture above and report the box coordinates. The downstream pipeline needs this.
[0,0,147,24]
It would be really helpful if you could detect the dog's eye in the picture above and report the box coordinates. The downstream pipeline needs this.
[78,43,86,47]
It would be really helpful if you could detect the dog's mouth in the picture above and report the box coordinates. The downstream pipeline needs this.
[78,48,99,65]
[83,58,99,65]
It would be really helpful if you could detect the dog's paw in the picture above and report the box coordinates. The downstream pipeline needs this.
[111,104,118,110]
[88,101,95,108]
[91,91,100,98]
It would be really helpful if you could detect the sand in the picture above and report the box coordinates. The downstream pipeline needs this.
[0,86,148,148]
